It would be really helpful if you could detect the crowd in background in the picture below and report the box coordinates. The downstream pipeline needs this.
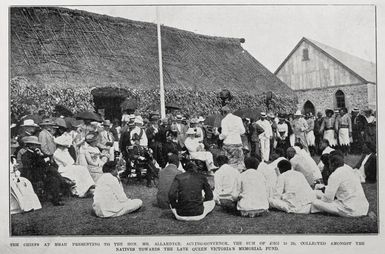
[10,104,376,221]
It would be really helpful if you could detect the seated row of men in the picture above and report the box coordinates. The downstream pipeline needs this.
[97,147,369,220]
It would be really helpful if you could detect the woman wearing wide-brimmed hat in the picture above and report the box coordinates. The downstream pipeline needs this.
[78,132,106,183]
[53,135,95,197]
[291,110,309,152]
[38,118,58,157]
[320,109,338,147]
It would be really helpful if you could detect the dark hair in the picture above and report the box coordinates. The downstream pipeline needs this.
[216,155,229,167]
[329,150,344,169]
[244,156,260,169]
[102,161,117,173]
[320,154,330,165]
[168,154,180,167]
[321,139,330,146]
[185,161,198,173]
[294,142,303,149]
[277,160,291,174]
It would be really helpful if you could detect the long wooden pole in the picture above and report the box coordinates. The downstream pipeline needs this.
[156,7,166,119]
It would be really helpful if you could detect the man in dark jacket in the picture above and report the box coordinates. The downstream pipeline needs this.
[20,136,68,206]
[157,154,182,208]
[168,162,215,221]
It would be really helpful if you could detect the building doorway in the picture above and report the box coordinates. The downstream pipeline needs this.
[91,87,130,121]
[303,100,315,116]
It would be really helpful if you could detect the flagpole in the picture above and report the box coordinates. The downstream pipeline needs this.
[156,7,166,119]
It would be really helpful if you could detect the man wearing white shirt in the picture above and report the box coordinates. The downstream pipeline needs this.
[213,155,240,212]
[219,106,246,171]
[287,147,322,187]
[269,159,316,213]
[312,151,369,217]
[236,157,269,217]
[256,112,273,162]
[130,116,148,147]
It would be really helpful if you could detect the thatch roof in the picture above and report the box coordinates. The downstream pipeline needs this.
[11,7,294,96]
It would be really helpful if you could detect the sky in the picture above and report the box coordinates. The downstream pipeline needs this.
[67,5,376,72]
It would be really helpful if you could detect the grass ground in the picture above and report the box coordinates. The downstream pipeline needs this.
[11,155,378,235]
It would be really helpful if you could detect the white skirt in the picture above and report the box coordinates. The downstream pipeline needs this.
[59,165,95,197]
[10,177,42,214]
[323,130,337,147]
[306,131,315,146]
[338,128,350,146]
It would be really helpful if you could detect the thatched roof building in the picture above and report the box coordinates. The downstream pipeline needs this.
[10,7,296,119]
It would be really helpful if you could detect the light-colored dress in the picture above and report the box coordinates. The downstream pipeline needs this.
[53,148,95,197]
[79,143,105,183]
[93,173,142,218]
[10,161,42,214]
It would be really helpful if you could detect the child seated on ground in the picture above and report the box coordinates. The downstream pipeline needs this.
[269,160,316,214]
[168,162,215,221]
[311,150,369,217]
[236,157,269,217]
[93,161,142,218]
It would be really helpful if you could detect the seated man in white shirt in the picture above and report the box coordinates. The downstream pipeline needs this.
[318,139,335,172]
[269,160,316,214]
[287,147,322,188]
[256,159,279,199]
[93,161,143,218]
[213,155,240,212]
[311,150,369,217]
[130,116,148,147]
[184,128,216,171]
[236,157,269,217]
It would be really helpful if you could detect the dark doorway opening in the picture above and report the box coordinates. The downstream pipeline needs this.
[303,100,315,116]
[91,87,130,121]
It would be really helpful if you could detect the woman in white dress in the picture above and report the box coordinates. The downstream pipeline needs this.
[78,132,106,183]
[53,135,95,197]
[10,142,41,214]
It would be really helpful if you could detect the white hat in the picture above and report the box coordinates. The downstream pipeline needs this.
[294,110,302,116]
[186,128,196,135]
[129,114,136,119]
[198,116,205,122]
[54,135,72,147]
[20,119,39,127]
[261,112,267,117]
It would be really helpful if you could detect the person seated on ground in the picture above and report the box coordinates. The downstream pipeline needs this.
[20,136,68,206]
[127,133,158,187]
[311,150,369,217]
[318,139,335,172]
[10,142,42,214]
[53,135,95,198]
[287,147,322,188]
[269,160,316,214]
[236,157,269,217]
[213,155,240,212]
[319,153,332,186]
[184,128,217,171]
[256,154,280,199]
[353,142,377,183]
[168,162,215,221]
[79,132,107,183]
[157,154,183,209]
[93,161,143,218]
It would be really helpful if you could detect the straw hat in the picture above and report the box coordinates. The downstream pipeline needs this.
[134,116,143,125]
[85,132,98,143]
[20,119,39,128]
[55,118,67,129]
[198,116,205,122]
[39,118,57,126]
[54,135,72,147]
[294,110,302,116]
[260,112,267,117]
[186,128,196,135]
[21,136,41,145]
[103,120,112,126]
